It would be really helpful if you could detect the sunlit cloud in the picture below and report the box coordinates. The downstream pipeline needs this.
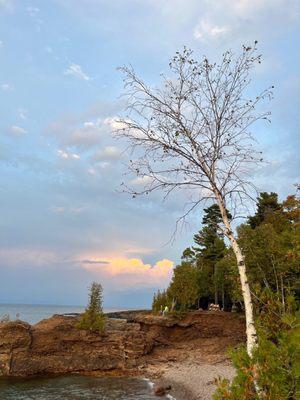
[82,257,174,288]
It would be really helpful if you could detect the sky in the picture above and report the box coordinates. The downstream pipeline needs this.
[0,0,299,308]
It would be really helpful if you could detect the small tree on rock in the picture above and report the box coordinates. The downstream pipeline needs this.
[77,282,105,333]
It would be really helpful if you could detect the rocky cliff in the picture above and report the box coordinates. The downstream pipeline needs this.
[0,311,245,377]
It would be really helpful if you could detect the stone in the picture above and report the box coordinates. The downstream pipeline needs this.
[154,385,171,396]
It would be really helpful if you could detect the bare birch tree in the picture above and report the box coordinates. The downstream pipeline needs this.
[116,43,273,357]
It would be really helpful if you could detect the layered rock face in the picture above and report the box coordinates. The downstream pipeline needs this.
[0,315,150,377]
[0,311,245,377]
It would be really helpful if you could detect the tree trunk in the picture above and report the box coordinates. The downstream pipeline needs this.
[214,265,218,305]
[216,193,257,357]
[229,234,257,356]
[280,275,285,311]
[222,283,225,311]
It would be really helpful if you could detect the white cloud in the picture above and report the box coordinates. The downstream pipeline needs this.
[0,40,3,47]
[18,108,28,120]
[103,117,127,130]
[9,125,27,136]
[92,146,121,161]
[1,83,14,91]
[57,149,80,160]
[194,19,229,41]
[27,6,39,17]
[64,63,91,81]
[131,176,153,186]
[194,0,300,44]
[47,116,117,151]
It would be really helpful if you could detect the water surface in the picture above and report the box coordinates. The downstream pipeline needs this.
[0,375,162,400]
[0,304,122,324]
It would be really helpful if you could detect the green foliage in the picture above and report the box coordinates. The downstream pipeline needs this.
[168,262,200,310]
[247,192,281,229]
[239,194,300,305]
[77,282,105,332]
[152,289,171,313]
[214,293,300,400]
[152,190,299,317]
[151,191,300,397]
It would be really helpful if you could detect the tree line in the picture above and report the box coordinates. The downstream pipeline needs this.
[153,191,299,314]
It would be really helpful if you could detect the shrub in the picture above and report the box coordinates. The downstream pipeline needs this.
[214,294,299,400]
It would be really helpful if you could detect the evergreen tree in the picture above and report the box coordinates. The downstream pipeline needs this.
[168,262,200,310]
[248,192,281,229]
[193,205,229,305]
[181,247,196,263]
[77,282,105,332]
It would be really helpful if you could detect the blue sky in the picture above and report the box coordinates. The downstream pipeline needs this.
[0,0,299,308]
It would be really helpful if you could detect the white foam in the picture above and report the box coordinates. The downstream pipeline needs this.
[142,377,176,399]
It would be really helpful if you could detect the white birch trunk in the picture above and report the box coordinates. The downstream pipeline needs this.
[215,193,258,357]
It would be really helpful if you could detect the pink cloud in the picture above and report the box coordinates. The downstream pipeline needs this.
[81,257,174,288]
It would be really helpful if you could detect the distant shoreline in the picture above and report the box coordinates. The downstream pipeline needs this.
[0,303,146,325]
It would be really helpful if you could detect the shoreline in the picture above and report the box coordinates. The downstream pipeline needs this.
[0,311,243,398]
[144,360,235,400]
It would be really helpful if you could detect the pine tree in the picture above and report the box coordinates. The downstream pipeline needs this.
[248,192,281,229]
[193,205,229,305]
[77,282,105,332]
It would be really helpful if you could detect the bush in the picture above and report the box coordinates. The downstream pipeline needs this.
[214,294,300,400]
[77,282,105,333]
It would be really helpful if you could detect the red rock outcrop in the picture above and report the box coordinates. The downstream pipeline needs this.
[0,311,245,377]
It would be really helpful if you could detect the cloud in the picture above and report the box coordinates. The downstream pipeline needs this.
[130,175,153,186]
[48,119,107,151]
[82,257,174,288]
[1,83,14,91]
[27,6,40,17]
[81,259,109,265]
[57,149,80,159]
[192,0,300,46]
[92,146,121,161]
[9,125,27,136]
[64,63,91,81]
[0,248,57,268]
[194,19,229,41]
[18,108,28,120]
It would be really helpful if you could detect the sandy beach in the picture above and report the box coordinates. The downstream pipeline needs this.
[151,361,234,400]
[143,335,238,400]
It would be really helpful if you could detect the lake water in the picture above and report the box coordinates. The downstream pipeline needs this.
[0,305,169,399]
[0,375,165,399]
[0,303,122,324]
